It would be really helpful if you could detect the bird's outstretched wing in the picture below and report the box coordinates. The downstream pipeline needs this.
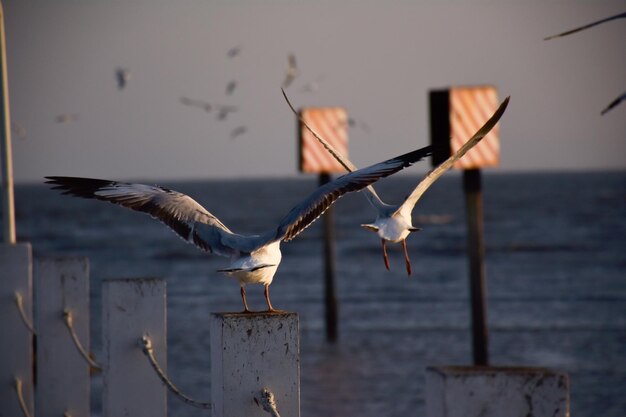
[395,96,510,219]
[281,88,388,210]
[601,91,626,115]
[273,145,434,242]
[544,11,626,40]
[45,176,238,256]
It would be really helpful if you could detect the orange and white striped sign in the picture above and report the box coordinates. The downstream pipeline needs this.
[299,107,349,174]
[450,86,500,169]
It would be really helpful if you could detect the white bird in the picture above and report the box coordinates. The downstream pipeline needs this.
[45,145,433,312]
[283,89,510,275]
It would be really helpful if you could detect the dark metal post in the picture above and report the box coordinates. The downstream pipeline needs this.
[319,173,338,343]
[463,168,489,365]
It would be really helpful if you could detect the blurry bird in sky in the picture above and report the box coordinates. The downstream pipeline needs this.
[115,67,131,90]
[216,105,238,121]
[55,113,79,124]
[283,89,509,275]
[282,53,299,88]
[180,96,213,112]
[45,144,433,312]
[227,45,242,58]
[226,80,237,96]
[230,125,247,140]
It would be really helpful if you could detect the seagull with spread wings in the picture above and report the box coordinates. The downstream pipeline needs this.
[283,89,509,275]
[46,144,433,312]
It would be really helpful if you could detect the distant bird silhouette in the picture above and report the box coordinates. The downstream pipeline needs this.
[45,144,433,312]
[544,11,626,40]
[180,96,213,113]
[347,117,371,134]
[601,91,626,115]
[55,113,79,124]
[115,68,131,90]
[227,45,242,58]
[216,105,238,121]
[226,80,237,96]
[282,53,299,88]
[283,88,510,275]
[230,125,247,140]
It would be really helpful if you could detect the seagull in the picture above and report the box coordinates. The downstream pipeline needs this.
[601,91,626,115]
[230,125,247,140]
[216,104,238,121]
[55,113,79,124]
[226,80,238,96]
[180,96,213,113]
[45,145,433,312]
[116,68,131,90]
[282,53,299,89]
[283,88,509,275]
[544,11,626,40]
[227,45,242,58]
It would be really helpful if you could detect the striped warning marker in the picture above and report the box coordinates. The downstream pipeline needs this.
[450,87,501,169]
[299,107,349,174]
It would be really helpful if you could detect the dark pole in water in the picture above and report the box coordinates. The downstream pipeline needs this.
[319,173,338,343]
[0,2,15,244]
[463,168,489,365]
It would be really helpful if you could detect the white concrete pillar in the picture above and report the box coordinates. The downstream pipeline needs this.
[0,243,33,417]
[211,312,300,417]
[425,366,570,417]
[34,257,90,417]
[102,278,167,417]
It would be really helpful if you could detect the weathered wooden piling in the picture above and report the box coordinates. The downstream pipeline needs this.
[211,312,300,417]
[425,366,570,417]
[34,257,91,417]
[0,243,33,417]
[102,278,167,417]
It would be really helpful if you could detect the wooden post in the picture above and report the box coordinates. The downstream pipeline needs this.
[0,2,15,244]
[0,243,33,417]
[463,169,489,365]
[319,173,338,343]
[34,257,90,417]
[425,366,570,417]
[102,278,167,417]
[211,312,300,417]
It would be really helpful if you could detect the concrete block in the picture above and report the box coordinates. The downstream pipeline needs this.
[425,366,570,417]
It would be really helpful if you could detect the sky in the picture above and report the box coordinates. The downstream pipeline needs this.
[4,1,626,184]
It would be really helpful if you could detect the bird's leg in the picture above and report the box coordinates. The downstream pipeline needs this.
[240,286,251,313]
[382,239,390,271]
[264,284,278,313]
[401,239,412,276]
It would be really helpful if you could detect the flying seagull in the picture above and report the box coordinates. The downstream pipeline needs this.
[230,125,248,140]
[601,91,626,115]
[282,53,299,89]
[180,96,213,113]
[116,68,131,90]
[283,88,509,275]
[45,145,433,312]
[544,11,626,40]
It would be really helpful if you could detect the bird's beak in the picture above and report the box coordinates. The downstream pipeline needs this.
[361,224,379,233]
